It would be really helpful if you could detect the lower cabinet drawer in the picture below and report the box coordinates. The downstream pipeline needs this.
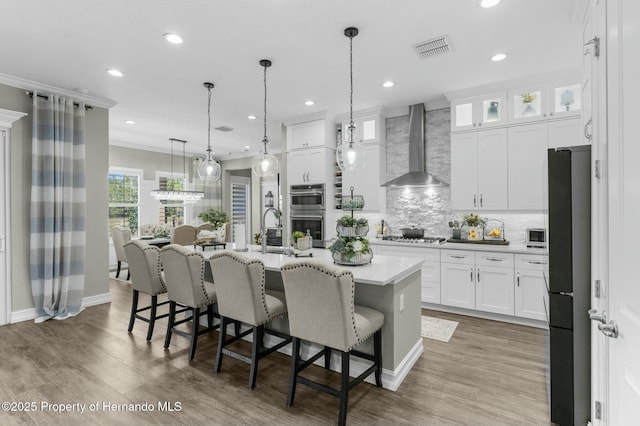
[422,282,440,304]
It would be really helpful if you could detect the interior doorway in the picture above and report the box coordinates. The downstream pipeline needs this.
[229,171,251,244]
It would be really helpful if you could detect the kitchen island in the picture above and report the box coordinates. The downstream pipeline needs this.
[206,245,425,391]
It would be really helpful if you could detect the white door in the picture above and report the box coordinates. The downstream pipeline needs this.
[230,176,251,244]
[475,265,514,316]
[440,262,475,309]
[507,123,548,210]
[0,129,7,325]
[605,0,640,422]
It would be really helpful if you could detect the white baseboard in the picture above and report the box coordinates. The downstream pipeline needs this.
[10,292,112,324]
[240,326,423,392]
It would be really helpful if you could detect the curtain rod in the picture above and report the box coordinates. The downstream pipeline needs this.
[25,91,93,110]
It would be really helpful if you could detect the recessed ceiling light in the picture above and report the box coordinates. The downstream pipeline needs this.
[163,33,183,44]
[125,120,135,125]
[244,145,251,150]
[106,68,124,77]
[382,81,395,88]
[247,115,257,120]
[480,0,501,8]
[305,100,315,106]
[490,53,507,62]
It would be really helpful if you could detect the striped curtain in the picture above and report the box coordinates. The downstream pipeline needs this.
[30,93,86,322]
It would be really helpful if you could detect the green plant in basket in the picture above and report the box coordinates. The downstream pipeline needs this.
[292,231,305,243]
[462,213,487,228]
[337,215,368,227]
[328,236,370,260]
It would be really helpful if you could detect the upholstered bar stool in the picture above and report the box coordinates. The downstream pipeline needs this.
[123,240,169,341]
[159,244,218,360]
[280,259,384,426]
[208,251,292,389]
[111,226,131,280]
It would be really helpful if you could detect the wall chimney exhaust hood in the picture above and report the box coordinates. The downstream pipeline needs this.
[382,103,449,187]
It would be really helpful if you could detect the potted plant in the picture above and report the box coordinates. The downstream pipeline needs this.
[336,215,369,237]
[291,231,309,250]
[328,236,372,265]
[198,209,229,241]
[448,219,462,240]
[462,213,487,241]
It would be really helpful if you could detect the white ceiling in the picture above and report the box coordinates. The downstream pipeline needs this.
[0,0,582,159]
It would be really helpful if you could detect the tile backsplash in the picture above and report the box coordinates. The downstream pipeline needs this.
[326,106,547,245]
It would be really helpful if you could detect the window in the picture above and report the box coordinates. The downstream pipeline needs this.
[157,175,185,226]
[108,168,141,236]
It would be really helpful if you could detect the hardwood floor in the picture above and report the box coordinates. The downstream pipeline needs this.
[0,279,550,425]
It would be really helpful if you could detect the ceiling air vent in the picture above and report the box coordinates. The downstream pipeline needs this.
[413,36,450,58]
[215,126,234,132]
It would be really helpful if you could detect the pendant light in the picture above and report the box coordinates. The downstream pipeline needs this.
[337,27,366,172]
[197,82,222,182]
[252,59,279,177]
[151,138,204,203]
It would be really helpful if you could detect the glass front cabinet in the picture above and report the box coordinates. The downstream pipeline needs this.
[509,83,581,124]
[451,91,507,132]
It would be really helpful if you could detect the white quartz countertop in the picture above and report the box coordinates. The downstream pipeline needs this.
[369,238,548,255]
[219,245,424,286]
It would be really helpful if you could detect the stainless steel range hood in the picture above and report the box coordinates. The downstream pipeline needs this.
[382,103,449,187]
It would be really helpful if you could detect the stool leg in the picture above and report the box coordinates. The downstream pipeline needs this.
[338,351,350,426]
[126,268,130,281]
[324,346,332,370]
[207,304,214,329]
[128,289,139,332]
[287,337,300,407]
[215,316,227,373]
[164,301,176,349]
[189,307,200,361]
[146,295,157,341]
[374,329,383,387]
[116,261,121,278]
[249,325,263,389]
[234,321,241,336]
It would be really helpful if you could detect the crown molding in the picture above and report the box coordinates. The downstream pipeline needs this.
[0,72,117,109]
[0,108,28,127]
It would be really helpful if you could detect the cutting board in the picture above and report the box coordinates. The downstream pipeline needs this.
[447,238,510,246]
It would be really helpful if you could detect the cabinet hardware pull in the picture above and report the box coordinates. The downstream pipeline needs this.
[451,255,466,259]
[486,257,503,262]
[473,194,477,207]
[517,272,520,287]
[528,261,547,265]
[470,268,473,281]
[480,194,483,207]
[477,268,480,282]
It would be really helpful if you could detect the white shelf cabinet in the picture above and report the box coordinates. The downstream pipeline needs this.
[286,119,331,151]
[509,82,582,125]
[451,128,508,211]
[374,245,441,304]
[451,91,508,132]
[514,253,549,322]
[287,147,332,185]
[508,118,583,211]
[441,250,515,316]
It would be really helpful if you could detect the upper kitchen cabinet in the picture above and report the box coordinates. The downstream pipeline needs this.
[287,147,333,185]
[450,91,507,132]
[285,118,332,151]
[509,82,582,124]
[451,128,508,211]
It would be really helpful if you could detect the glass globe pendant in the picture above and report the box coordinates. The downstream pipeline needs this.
[198,82,221,182]
[252,59,279,178]
[336,27,365,172]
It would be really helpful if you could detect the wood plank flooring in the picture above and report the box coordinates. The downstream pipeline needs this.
[0,279,551,425]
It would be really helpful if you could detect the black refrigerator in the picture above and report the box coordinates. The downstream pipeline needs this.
[547,145,591,426]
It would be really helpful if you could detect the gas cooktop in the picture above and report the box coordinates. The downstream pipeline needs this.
[382,236,446,245]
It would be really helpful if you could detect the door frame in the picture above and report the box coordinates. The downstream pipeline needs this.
[0,108,28,325]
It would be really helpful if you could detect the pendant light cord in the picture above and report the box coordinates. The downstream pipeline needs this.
[349,33,354,132]
[263,62,269,153]
[207,86,213,160]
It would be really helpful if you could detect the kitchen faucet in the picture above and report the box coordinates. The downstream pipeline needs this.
[261,207,282,254]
